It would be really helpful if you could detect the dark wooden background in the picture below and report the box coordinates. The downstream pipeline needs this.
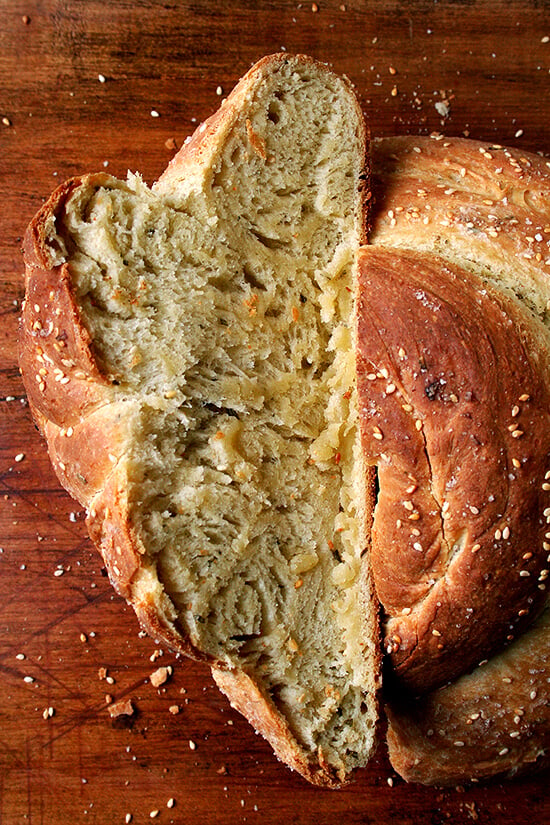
[1,1,549,823]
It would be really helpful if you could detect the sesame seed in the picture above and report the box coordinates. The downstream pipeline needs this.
[511,429,524,438]
[151,110,160,118]
[454,740,465,747]
[189,739,196,750]
[432,628,441,636]
[502,526,510,539]
[499,747,509,756]
[167,798,175,808]
[14,453,25,463]
[519,570,530,577]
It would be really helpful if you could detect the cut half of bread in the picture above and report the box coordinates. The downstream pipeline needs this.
[20,54,379,786]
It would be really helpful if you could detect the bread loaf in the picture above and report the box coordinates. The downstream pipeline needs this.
[20,55,550,788]
[367,135,550,782]
[19,54,380,787]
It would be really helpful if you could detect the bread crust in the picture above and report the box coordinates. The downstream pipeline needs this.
[19,54,371,788]
[386,603,550,785]
[212,666,347,787]
[356,245,550,694]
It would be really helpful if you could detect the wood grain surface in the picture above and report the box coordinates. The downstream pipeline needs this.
[1,1,549,823]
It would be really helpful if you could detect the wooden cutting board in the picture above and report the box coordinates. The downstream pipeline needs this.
[1,2,549,823]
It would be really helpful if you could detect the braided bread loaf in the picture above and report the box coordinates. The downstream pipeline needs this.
[20,57,550,787]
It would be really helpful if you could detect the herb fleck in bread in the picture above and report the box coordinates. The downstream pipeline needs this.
[19,54,379,787]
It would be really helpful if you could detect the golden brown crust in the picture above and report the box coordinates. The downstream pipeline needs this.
[386,604,550,786]
[20,177,115,435]
[357,245,550,694]
[212,666,346,788]
[370,135,550,323]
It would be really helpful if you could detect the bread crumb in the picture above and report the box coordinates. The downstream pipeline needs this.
[108,698,134,718]
[150,665,172,687]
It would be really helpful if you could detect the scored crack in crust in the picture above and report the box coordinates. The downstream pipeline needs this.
[19,54,380,788]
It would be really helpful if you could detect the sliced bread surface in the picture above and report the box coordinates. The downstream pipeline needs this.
[20,54,379,786]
